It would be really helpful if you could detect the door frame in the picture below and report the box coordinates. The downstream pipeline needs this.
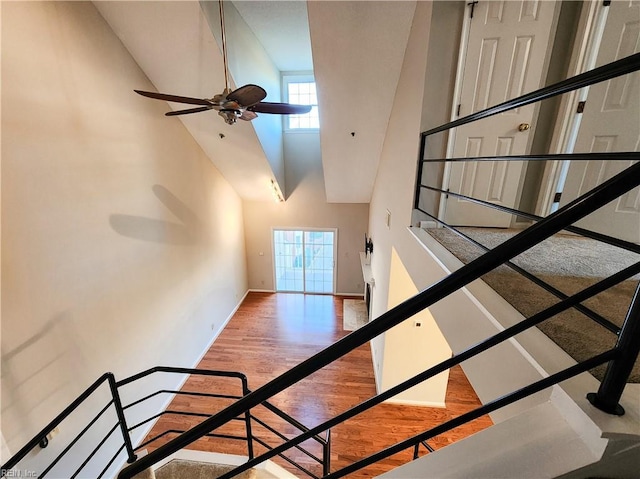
[271,227,338,295]
[438,0,561,226]
[535,0,611,216]
[437,3,473,222]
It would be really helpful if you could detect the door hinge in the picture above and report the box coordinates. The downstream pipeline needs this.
[553,192,562,203]
[457,104,462,117]
[577,101,586,113]
[468,1,479,18]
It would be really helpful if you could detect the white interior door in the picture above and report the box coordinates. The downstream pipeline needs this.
[559,0,640,243]
[445,0,558,227]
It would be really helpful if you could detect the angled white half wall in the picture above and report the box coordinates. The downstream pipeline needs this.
[376,247,452,407]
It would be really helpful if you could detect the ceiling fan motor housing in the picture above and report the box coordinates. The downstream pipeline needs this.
[219,109,241,125]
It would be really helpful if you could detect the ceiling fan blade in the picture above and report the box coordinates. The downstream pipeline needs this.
[165,106,213,116]
[239,110,258,122]
[248,102,312,115]
[134,90,212,106]
[226,84,267,107]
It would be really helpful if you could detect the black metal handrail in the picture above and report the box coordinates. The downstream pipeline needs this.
[1,367,328,479]
[116,366,329,478]
[117,366,255,461]
[1,372,136,478]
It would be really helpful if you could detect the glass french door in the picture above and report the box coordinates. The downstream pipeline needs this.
[273,229,336,294]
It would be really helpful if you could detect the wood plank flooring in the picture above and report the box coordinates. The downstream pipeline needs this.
[143,292,492,478]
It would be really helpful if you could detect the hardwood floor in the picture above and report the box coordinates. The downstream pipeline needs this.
[143,292,492,477]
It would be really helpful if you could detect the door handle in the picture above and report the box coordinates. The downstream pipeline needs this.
[518,123,531,132]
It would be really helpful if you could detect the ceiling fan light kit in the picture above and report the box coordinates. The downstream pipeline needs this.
[134,0,311,125]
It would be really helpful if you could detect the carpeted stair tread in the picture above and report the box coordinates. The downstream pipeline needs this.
[132,467,155,479]
[426,227,640,383]
[155,459,257,479]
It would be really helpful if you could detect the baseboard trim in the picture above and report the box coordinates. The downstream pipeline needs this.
[384,397,447,408]
[248,289,364,298]
[370,342,382,394]
[248,289,365,297]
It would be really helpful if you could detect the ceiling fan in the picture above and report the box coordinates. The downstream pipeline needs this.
[134,0,311,125]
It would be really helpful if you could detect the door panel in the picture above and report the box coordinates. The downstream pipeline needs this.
[274,230,304,292]
[445,0,558,227]
[559,0,640,242]
[303,231,335,294]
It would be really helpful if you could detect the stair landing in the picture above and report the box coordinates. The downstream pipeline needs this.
[150,450,296,479]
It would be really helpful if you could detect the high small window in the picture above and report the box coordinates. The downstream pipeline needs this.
[284,76,319,130]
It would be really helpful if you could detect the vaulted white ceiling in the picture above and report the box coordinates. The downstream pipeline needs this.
[94,1,418,203]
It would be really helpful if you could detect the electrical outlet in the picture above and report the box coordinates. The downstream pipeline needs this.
[414,320,422,328]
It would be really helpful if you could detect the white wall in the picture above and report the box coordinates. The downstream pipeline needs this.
[243,131,369,295]
[1,2,247,475]
[367,0,433,391]
[380,248,451,406]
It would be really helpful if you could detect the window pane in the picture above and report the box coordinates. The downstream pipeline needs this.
[287,81,319,130]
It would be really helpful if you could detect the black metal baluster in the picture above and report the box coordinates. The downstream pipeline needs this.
[323,429,331,476]
[587,281,640,415]
[108,374,137,463]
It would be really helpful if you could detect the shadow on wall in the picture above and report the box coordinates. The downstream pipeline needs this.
[109,185,202,245]
[1,312,82,448]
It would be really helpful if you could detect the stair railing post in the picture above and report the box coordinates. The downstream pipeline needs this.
[107,373,138,463]
[412,443,420,460]
[587,281,640,415]
[323,429,331,476]
[241,378,255,460]
[413,133,426,210]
